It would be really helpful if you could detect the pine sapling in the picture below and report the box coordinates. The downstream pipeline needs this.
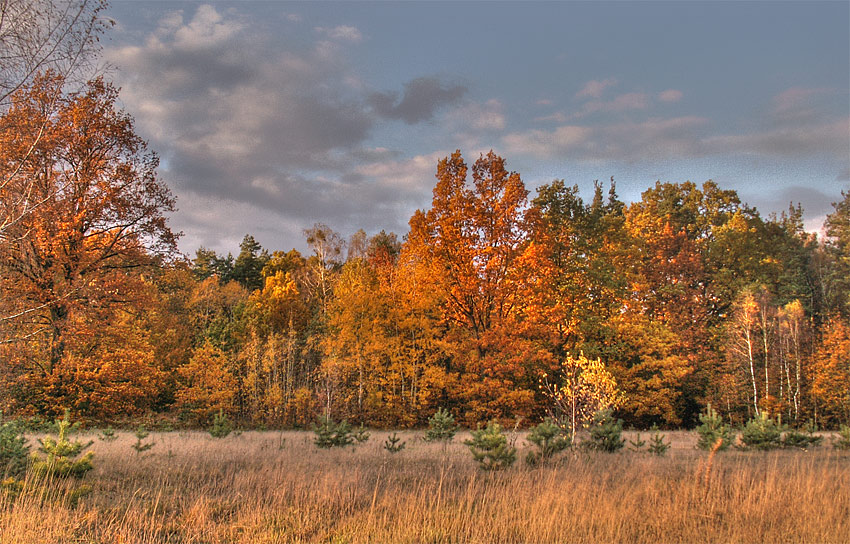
[131,426,155,454]
[465,420,517,471]
[208,409,232,438]
[586,409,625,452]
[98,426,118,442]
[696,404,734,451]
[628,433,646,452]
[647,426,670,456]
[832,425,850,450]
[31,411,94,479]
[312,416,354,448]
[525,418,570,466]
[352,424,370,444]
[740,413,783,450]
[383,432,406,453]
[0,414,30,479]
[782,425,823,449]
[424,408,458,448]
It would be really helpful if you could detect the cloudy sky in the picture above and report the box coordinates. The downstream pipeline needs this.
[103,1,850,255]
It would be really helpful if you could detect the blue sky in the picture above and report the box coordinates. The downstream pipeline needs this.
[103,1,849,255]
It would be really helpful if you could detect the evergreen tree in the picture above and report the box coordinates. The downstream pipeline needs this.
[0,415,29,478]
[424,408,459,444]
[586,409,625,452]
[233,234,270,291]
[30,411,94,479]
[208,409,233,438]
[526,418,570,465]
[464,421,517,471]
[696,404,734,451]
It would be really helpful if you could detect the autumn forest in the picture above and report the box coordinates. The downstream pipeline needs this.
[2,71,849,434]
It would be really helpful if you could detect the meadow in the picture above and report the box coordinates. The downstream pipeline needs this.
[2,429,848,543]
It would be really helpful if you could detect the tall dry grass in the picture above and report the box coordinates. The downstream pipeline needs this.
[2,430,848,543]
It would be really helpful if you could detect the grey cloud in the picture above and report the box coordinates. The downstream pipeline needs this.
[503,116,711,163]
[737,185,838,233]
[369,77,467,124]
[106,5,438,252]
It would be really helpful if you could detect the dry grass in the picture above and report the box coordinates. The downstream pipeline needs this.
[2,429,848,543]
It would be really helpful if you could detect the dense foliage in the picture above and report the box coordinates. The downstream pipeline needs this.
[1,71,849,430]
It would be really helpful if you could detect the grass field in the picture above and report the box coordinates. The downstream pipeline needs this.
[2,429,848,543]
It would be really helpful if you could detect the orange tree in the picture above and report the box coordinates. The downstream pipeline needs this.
[0,73,177,418]
[403,150,533,423]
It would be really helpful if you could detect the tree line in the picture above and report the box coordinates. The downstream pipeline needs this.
[1,74,847,430]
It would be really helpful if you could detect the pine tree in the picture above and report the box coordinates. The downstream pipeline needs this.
[647,426,670,456]
[525,418,570,465]
[131,426,155,454]
[208,409,233,438]
[312,416,355,448]
[97,427,119,442]
[696,404,734,451]
[383,432,406,453]
[424,408,459,445]
[740,413,783,450]
[833,425,850,450]
[464,421,517,471]
[586,409,625,452]
[30,411,94,479]
[0,415,29,478]
[628,433,646,452]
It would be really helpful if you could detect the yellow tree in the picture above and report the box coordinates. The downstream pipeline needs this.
[727,290,761,417]
[175,340,238,424]
[539,353,624,442]
[778,299,807,421]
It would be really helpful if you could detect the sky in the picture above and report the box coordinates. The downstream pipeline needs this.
[102,1,850,256]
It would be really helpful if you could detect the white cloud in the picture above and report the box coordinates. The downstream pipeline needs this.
[315,25,364,43]
[503,116,709,162]
[582,92,649,114]
[658,89,683,103]
[451,99,506,132]
[503,125,591,158]
[704,118,849,158]
[576,78,617,99]
[772,87,833,114]
[172,4,243,50]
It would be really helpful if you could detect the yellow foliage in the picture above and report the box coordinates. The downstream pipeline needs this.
[540,353,624,440]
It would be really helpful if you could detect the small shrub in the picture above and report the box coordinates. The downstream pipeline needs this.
[30,411,94,479]
[586,409,625,452]
[628,433,646,452]
[424,408,458,445]
[1,476,24,500]
[352,424,370,444]
[740,413,783,450]
[647,426,670,456]
[98,426,118,442]
[0,414,30,478]
[465,421,516,471]
[695,403,734,451]
[525,418,570,466]
[312,416,354,448]
[383,432,406,453]
[208,409,232,438]
[782,427,822,449]
[832,425,850,450]
[131,426,155,454]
